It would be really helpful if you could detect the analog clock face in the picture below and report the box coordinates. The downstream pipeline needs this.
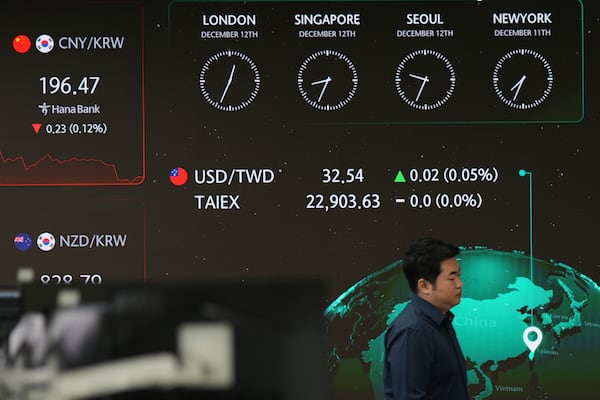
[492,49,554,110]
[297,50,359,111]
[395,49,456,110]
[199,50,260,112]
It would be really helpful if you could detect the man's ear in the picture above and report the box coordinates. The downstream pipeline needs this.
[417,278,432,295]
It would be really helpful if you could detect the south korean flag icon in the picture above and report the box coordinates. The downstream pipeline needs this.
[35,34,54,53]
[37,232,56,251]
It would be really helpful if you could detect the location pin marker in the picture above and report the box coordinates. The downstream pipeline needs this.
[523,326,543,360]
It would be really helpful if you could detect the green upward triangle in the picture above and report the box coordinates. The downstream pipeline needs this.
[394,170,406,183]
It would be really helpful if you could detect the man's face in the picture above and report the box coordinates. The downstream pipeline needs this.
[428,257,463,314]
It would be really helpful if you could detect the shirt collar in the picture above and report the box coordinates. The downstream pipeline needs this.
[411,295,454,326]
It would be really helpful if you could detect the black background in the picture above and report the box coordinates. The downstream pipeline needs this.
[0,0,597,309]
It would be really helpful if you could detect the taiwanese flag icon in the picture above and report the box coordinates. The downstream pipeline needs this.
[170,167,188,186]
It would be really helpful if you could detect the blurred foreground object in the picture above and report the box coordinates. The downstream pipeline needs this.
[0,280,330,400]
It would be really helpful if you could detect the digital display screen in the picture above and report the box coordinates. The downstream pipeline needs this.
[1,0,598,399]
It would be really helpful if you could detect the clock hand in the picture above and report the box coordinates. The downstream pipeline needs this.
[510,75,526,101]
[220,64,236,103]
[409,73,428,81]
[311,76,332,103]
[409,74,430,103]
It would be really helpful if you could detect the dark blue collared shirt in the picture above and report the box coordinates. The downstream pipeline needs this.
[384,295,469,400]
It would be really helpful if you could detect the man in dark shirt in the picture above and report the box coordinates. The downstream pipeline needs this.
[384,238,469,400]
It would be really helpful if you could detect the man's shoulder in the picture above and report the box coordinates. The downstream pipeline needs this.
[384,304,433,350]
[387,301,424,332]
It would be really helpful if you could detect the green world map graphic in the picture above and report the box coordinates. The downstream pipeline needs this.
[326,248,600,399]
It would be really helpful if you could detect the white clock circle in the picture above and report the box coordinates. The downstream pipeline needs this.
[297,50,359,111]
[493,48,553,110]
[395,49,456,110]
[199,50,261,112]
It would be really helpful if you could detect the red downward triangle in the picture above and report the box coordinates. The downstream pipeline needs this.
[32,123,42,134]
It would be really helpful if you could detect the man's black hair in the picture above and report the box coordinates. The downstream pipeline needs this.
[403,237,460,293]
